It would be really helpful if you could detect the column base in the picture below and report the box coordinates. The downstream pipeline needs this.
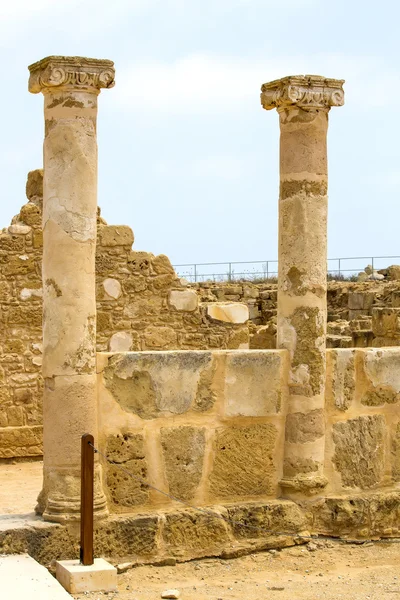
[36,466,108,524]
[280,474,328,496]
[42,494,108,524]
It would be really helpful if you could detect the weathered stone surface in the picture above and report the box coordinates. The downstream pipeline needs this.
[224,351,285,416]
[104,352,212,417]
[169,290,198,312]
[106,433,149,509]
[143,326,178,349]
[206,303,249,324]
[285,409,324,443]
[99,225,134,247]
[226,500,309,539]
[95,515,159,558]
[332,415,385,488]
[209,424,277,498]
[392,422,400,482]
[109,332,133,353]
[163,509,230,555]
[0,425,43,458]
[103,278,122,299]
[26,169,44,200]
[360,348,400,406]
[326,349,355,411]
[161,426,205,501]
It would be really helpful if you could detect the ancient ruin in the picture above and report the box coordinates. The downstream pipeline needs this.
[1,58,400,571]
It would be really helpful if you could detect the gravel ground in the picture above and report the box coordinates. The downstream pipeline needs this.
[74,538,400,600]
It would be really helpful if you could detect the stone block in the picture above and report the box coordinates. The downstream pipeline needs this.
[224,350,285,416]
[103,352,212,417]
[372,307,400,338]
[109,331,133,352]
[99,225,134,247]
[206,302,249,324]
[19,203,42,228]
[285,409,324,443]
[326,349,355,411]
[387,265,400,281]
[0,233,25,252]
[7,406,24,426]
[163,509,230,554]
[392,422,400,482]
[103,278,122,299]
[209,424,277,498]
[127,251,153,274]
[4,255,36,277]
[56,558,117,594]
[332,415,385,488]
[359,348,400,405]
[143,326,177,349]
[348,292,374,310]
[169,289,198,312]
[226,500,309,539]
[26,169,43,199]
[161,426,205,501]
[106,433,149,509]
[152,254,175,275]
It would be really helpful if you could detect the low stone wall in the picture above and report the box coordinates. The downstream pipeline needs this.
[325,348,400,499]
[98,348,400,517]
[97,350,288,513]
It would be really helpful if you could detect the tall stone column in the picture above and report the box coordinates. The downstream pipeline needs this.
[261,75,344,495]
[28,56,115,522]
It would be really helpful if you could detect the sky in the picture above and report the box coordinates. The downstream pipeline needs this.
[1,0,399,278]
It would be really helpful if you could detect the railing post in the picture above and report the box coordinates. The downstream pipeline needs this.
[80,433,94,566]
[267,261,269,280]
[194,264,197,283]
[338,258,341,278]
[228,263,232,281]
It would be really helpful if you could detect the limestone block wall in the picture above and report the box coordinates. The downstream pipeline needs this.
[325,348,400,499]
[0,172,248,459]
[97,350,288,513]
[98,347,400,520]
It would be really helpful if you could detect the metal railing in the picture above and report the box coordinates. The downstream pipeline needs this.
[173,256,400,283]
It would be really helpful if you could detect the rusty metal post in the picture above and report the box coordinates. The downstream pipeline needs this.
[80,433,94,566]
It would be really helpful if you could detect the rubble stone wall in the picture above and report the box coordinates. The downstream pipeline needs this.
[0,172,248,459]
[98,348,400,518]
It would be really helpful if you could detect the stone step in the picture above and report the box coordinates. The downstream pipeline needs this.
[0,554,72,599]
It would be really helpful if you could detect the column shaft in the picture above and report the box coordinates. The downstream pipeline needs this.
[29,56,115,522]
[261,75,344,495]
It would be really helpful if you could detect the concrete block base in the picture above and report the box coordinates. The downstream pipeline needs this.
[56,558,117,594]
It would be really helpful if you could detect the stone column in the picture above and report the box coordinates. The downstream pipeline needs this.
[261,75,344,495]
[28,56,115,522]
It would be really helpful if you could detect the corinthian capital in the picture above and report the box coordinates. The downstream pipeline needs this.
[28,55,115,95]
[261,75,345,111]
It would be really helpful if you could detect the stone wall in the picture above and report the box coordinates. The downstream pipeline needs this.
[195,280,400,349]
[98,348,400,521]
[97,350,288,513]
[0,171,248,459]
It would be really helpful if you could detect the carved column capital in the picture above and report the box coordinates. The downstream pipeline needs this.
[261,74,345,111]
[28,55,115,95]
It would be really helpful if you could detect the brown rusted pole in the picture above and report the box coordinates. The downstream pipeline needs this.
[80,433,94,566]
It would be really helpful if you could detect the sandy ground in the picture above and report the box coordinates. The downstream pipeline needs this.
[0,460,42,514]
[73,540,400,600]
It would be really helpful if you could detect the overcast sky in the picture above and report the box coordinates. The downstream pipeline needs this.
[1,0,399,276]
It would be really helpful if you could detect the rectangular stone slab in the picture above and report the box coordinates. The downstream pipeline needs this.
[1,554,71,599]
